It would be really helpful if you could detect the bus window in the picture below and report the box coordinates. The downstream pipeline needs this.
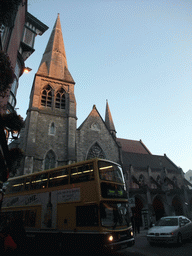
[5,178,25,194]
[76,205,98,226]
[25,177,31,191]
[49,169,69,187]
[101,183,127,199]
[0,210,36,228]
[24,210,36,227]
[100,202,129,228]
[1,211,23,225]
[70,164,94,183]
[98,161,124,183]
[31,173,48,190]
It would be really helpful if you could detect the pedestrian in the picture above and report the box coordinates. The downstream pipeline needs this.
[0,222,17,255]
[131,215,136,235]
[135,216,140,234]
[8,216,27,255]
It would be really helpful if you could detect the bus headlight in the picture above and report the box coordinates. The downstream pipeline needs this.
[108,235,113,242]
[131,231,134,237]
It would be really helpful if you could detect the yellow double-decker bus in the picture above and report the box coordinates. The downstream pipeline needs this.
[0,159,134,253]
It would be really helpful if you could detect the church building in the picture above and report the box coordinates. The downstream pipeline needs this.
[17,15,192,227]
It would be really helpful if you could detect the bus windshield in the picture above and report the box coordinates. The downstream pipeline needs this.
[100,202,129,229]
[98,161,125,183]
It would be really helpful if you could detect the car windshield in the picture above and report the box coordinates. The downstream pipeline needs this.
[156,218,178,226]
[100,202,130,229]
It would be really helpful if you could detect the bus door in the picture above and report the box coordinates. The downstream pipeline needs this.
[57,203,76,230]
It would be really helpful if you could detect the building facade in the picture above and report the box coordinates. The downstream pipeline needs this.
[17,15,192,227]
[0,0,48,114]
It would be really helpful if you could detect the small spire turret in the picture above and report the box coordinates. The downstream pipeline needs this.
[105,100,116,138]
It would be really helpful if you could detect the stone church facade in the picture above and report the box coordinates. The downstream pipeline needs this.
[16,15,192,227]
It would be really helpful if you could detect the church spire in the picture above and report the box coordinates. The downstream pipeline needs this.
[37,14,74,83]
[105,100,116,138]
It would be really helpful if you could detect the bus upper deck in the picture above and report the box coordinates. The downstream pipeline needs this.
[1,159,134,252]
[4,159,126,196]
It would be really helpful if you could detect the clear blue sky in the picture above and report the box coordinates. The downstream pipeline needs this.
[17,0,192,173]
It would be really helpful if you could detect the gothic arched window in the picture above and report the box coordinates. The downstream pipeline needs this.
[87,143,105,160]
[173,176,177,186]
[41,85,53,107]
[55,88,65,109]
[139,174,145,186]
[44,150,56,170]
[50,122,55,135]
[156,175,161,185]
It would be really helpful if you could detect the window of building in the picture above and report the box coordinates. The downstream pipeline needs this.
[15,60,21,79]
[55,88,65,109]
[41,85,52,107]
[22,26,35,48]
[156,175,161,185]
[10,79,18,95]
[87,143,105,160]
[44,150,56,170]
[0,24,5,39]
[139,175,145,186]
[8,92,16,109]
[190,176,192,181]
[49,122,55,135]
[173,176,177,186]
[0,25,10,50]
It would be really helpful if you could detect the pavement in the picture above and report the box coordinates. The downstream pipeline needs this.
[133,227,148,238]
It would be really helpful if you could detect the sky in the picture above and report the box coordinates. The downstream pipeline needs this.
[16,0,192,173]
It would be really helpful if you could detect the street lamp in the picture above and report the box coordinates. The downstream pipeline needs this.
[24,67,32,73]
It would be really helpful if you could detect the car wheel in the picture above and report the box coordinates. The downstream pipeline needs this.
[177,233,182,246]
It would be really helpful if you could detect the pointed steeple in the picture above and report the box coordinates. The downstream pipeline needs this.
[105,100,116,138]
[37,14,74,83]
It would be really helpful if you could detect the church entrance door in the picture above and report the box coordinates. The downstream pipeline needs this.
[172,195,183,216]
[152,196,165,221]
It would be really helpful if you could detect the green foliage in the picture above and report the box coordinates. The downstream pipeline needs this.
[0,0,24,183]
[0,51,14,97]
[9,148,24,175]
[0,152,8,182]
[2,111,24,135]
[0,148,24,179]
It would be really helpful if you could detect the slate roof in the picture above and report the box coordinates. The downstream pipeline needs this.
[121,152,179,172]
[117,138,151,155]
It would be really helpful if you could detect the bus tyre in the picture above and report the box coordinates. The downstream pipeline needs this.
[177,233,182,246]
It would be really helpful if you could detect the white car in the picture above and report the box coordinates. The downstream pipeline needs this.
[147,216,192,245]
